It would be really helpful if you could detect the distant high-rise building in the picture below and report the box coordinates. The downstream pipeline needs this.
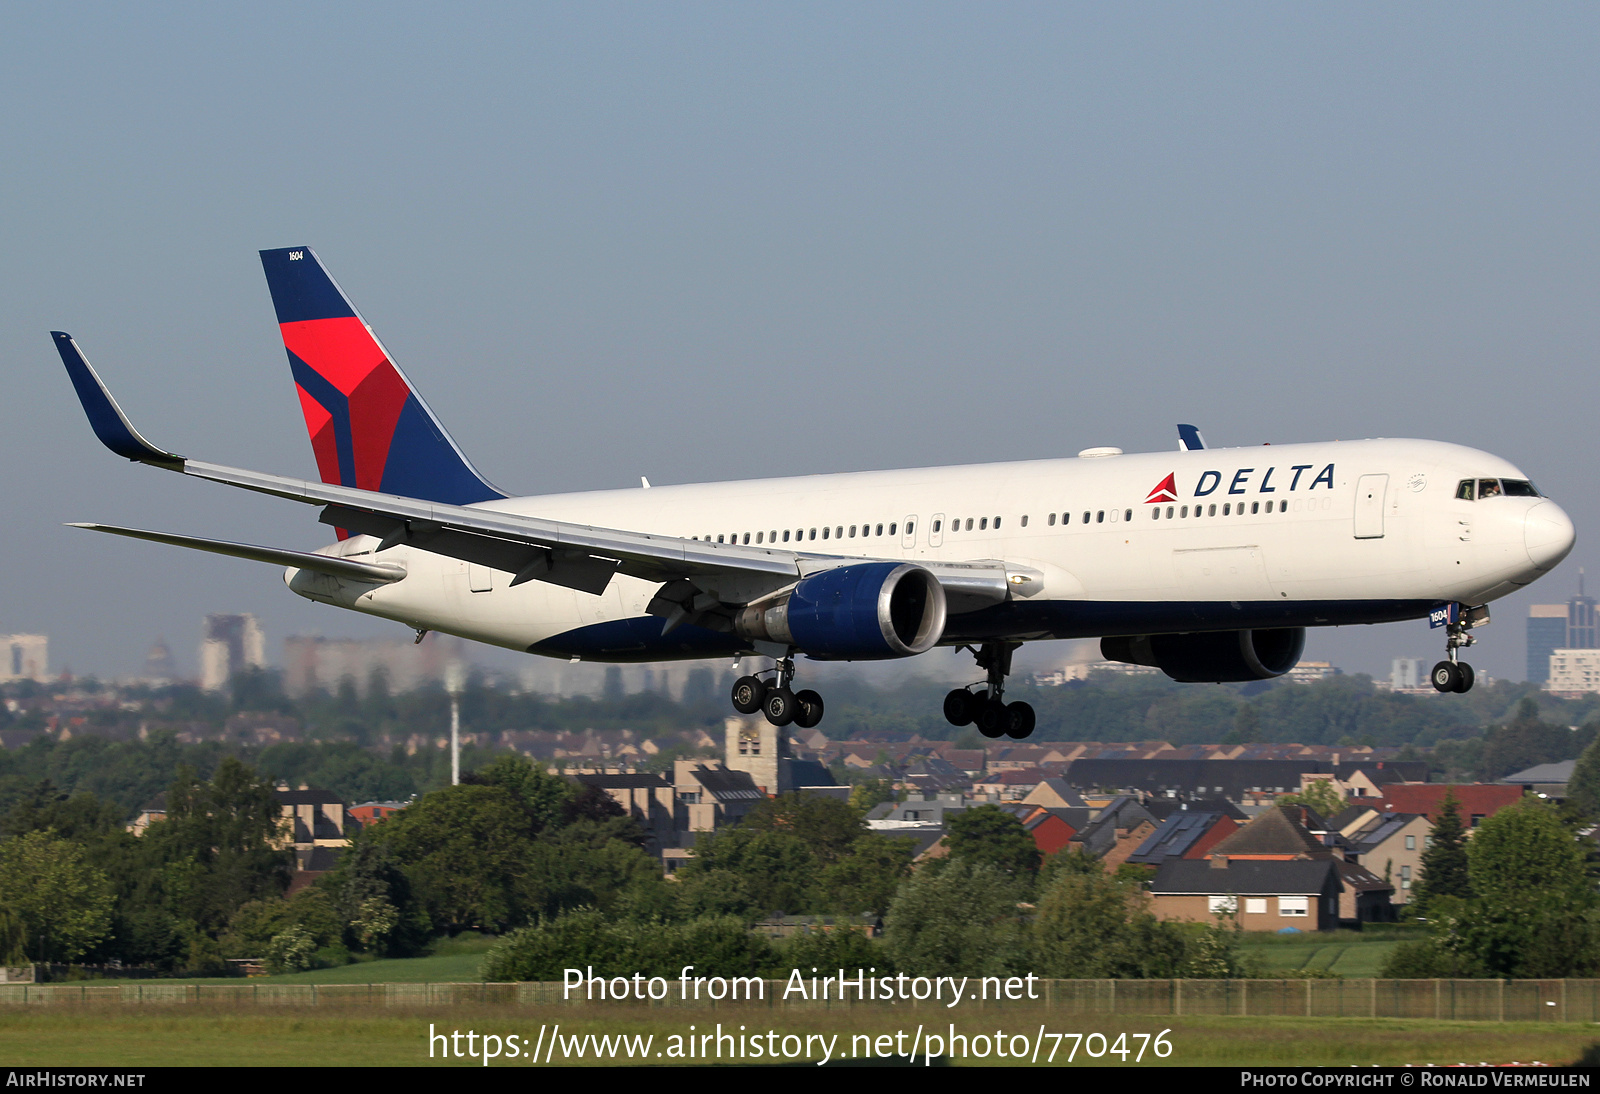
[1528,572,1598,683]
[143,638,177,684]
[0,635,48,683]
[1569,571,1598,649]
[281,632,463,697]
[200,614,265,691]
[1528,605,1567,683]
[1391,658,1426,690]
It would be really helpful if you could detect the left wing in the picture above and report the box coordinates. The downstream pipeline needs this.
[53,332,1014,610]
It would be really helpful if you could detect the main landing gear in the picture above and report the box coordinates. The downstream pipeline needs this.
[1431,605,1487,694]
[730,654,825,729]
[943,641,1035,739]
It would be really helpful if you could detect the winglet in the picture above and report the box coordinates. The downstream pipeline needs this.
[1177,424,1206,452]
[52,332,184,468]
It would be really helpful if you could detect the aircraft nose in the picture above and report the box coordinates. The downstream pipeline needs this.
[1525,500,1576,572]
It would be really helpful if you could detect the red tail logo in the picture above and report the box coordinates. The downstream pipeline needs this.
[1145,473,1178,503]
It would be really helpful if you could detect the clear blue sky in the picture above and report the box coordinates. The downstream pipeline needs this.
[3,3,1597,683]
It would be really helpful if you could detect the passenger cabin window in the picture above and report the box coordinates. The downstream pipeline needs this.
[979,518,988,530]
[932,519,942,532]
[1020,515,1029,528]
[1048,513,1056,526]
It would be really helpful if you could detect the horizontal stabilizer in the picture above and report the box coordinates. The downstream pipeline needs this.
[67,523,407,584]
[52,333,184,468]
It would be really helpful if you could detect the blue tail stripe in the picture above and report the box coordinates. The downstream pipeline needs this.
[260,247,357,324]
[286,352,357,489]
[380,396,505,504]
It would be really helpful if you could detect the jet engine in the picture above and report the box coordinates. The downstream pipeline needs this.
[1101,628,1306,683]
[735,562,947,659]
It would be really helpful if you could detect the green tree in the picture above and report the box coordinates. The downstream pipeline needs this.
[847,779,897,813]
[677,794,911,917]
[1409,791,1471,915]
[944,804,1040,880]
[1279,779,1344,818]
[1031,868,1188,978]
[361,784,538,933]
[1452,798,1598,977]
[1568,729,1600,818]
[0,831,115,962]
[1478,697,1578,780]
[883,862,1028,976]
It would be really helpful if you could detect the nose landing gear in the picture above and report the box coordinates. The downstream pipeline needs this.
[944,641,1035,739]
[731,653,824,728]
[1431,604,1488,693]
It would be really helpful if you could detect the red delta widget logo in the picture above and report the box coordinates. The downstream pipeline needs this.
[1144,463,1337,502]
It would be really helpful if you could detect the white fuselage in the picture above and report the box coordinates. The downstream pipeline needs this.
[285,437,1574,663]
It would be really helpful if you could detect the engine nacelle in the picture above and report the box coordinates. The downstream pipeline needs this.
[735,562,947,659]
[1101,628,1306,683]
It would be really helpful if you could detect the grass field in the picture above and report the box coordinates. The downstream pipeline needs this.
[1237,927,1412,977]
[0,1006,1590,1067]
[64,933,496,986]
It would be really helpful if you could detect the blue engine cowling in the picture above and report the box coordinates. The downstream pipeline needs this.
[1100,628,1306,683]
[735,562,947,659]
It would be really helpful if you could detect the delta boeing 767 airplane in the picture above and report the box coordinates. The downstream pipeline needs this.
[53,247,1576,739]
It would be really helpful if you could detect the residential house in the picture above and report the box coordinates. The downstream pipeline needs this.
[1124,809,1241,867]
[1329,807,1432,905]
[1366,784,1523,830]
[1149,804,1390,930]
[572,772,679,856]
[1066,794,1157,869]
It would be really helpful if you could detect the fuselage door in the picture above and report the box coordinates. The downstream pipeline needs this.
[901,516,918,551]
[929,513,945,548]
[1354,474,1388,539]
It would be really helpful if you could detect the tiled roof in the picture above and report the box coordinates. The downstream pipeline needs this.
[1499,761,1576,784]
[1369,784,1522,821]
[1210,805,1327,858]
[1152,857,1339,896]
[1127,811,1230,865]
[687,767,765,801]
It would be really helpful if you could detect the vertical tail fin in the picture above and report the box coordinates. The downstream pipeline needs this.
[259,247,505,505]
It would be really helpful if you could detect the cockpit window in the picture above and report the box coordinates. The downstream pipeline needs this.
[1459,477,1541,501]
